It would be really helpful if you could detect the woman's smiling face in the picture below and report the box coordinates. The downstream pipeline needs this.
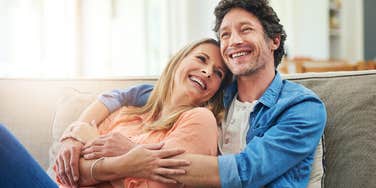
[173,43,227,106]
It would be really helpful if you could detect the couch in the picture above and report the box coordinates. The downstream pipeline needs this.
[1,70,375,187]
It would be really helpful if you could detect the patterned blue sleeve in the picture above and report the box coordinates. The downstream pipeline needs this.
[98,84,154,113]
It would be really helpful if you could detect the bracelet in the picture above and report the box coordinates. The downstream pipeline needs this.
[90,157,105,182]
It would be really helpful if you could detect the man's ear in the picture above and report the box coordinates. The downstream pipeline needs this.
[270,35,281,51]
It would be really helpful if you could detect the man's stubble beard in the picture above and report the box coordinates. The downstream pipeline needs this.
[230,56,266,77]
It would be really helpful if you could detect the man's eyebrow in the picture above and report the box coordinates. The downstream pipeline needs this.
[219,21,255,33]
[239,21,255,27]
[219,26,228,33]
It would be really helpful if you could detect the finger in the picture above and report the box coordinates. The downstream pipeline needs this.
[82,145,102,155]
[84,151,103,160]
[63,152,75,186]
[156,148,185,158]
[142,142,164,150]
[83,139,105,149]
[150,174,178,184]
[158,159,190,167]
[153,168,186,175]
[70,147,80,183]
[57,156,69,185]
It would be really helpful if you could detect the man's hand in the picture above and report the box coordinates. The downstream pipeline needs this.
[55,138,83,187]
[82,132,136,159]
[106,143,191,184]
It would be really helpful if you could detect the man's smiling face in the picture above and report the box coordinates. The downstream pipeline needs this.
[218,8,278,76]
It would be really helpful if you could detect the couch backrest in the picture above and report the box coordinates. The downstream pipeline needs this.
[285,71,376,188]
[0,77,156,168]
[1,70,375,188]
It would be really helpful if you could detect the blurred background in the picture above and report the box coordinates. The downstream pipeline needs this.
[0,0,375,78]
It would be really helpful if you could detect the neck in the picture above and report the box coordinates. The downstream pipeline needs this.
[237,66,275,102]
[162,94,189,117]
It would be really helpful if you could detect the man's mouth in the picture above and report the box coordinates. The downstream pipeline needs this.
[229,49,252,59]
[189,75,207,90]
[231,51,250,58]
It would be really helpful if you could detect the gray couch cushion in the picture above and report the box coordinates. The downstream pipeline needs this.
[286,71,376,188]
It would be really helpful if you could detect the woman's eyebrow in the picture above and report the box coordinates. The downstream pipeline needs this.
[199,52,210,60]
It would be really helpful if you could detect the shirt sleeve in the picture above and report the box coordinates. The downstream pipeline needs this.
[218,95,327,187]
[98,84,154,113]
[162,107,219,156]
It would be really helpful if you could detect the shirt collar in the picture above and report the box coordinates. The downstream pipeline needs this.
[258,72,283,108]
[223,71,283,109]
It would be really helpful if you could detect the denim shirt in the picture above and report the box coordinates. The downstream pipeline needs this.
[98,72,327,188]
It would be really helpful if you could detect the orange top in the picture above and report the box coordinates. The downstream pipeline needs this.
[99,106,218,188]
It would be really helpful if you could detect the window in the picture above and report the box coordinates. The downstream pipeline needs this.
[0,0,180,78]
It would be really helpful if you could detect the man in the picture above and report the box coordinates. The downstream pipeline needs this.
[57,0,326,187]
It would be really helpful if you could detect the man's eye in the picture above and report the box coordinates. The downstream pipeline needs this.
[242,28,252,32]
[196,55,206,62]
[220,32,229,39]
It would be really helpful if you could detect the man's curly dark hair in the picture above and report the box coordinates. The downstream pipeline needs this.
[213,0,287,68]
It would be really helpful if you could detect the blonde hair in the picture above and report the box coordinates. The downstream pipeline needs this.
[122,38,232,131]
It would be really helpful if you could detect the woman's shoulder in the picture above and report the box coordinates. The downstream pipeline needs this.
[183,107,215,117]
[177,107,217,125]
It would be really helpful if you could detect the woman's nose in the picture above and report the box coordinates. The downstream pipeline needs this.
[201,69,211,78]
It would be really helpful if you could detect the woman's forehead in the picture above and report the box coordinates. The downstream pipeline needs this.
[192,43,220,55]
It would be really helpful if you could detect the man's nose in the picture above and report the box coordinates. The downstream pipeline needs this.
[229,31,243,46]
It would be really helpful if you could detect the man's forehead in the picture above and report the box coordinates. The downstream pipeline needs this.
[219,8,260,30]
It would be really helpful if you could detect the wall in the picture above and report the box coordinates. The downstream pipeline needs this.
[364,0,376,60]
[272,0,330,59]
[179,0,364,62]
[340,0,364,62]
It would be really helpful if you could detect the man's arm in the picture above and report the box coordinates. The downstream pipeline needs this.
[79,84,154,125]
[171,154,221,187]
[165,97,326,188]
[98,84,153,114]
[218,97,327,187]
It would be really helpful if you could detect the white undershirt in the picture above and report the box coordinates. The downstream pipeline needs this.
[219,94,258,154]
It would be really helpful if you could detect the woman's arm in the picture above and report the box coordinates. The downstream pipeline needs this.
[78,144,188,186]
[56,85,153,187]
[55,100,109,187]
[77,99,110,125]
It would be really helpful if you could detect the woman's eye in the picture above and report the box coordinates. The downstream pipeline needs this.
[215,70,223,78]
[196,55,206,63]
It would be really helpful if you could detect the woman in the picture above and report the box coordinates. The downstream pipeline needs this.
[0,38,232,188]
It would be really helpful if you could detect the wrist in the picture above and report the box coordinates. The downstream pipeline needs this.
[93,156,125,180]
[60,121,99,144]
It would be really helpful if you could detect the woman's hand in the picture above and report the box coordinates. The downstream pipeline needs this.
[55,138,84,187]
[82,132,136,160]
[104,143,191,184]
